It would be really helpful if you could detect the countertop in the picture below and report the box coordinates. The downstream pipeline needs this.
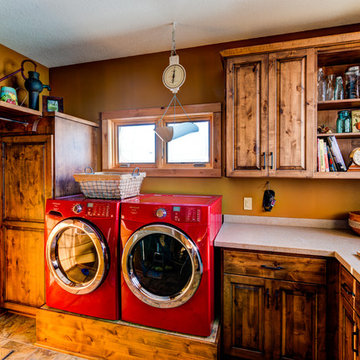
[214,215,360,281]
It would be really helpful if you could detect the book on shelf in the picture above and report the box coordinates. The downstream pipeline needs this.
[317,136,347,172]
[326,136,347,172]
[317,139,329,172]
[326,143,337,172]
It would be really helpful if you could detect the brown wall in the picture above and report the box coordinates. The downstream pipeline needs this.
[0,44,49,109]
[49,26,360,220]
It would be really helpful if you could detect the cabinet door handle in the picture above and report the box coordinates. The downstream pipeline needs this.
[262,152,266,169]
[353,327,359,354]
[265,288,270,309]
[261,265,284,271]
[270,152,274,169]
[342,282,355,297]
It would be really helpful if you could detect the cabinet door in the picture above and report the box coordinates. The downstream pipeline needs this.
[226,54,269,177]
[0,135,53,308]
[268,49,316,177]
[223,274,271,359]
[272,280,326,360]
[340,297,356,360]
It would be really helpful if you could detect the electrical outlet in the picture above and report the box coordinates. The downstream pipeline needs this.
[244,197,252,210]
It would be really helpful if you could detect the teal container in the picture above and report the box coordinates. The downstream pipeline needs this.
[336,111,345,133]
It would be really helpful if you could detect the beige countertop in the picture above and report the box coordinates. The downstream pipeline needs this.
[215,215,360,281]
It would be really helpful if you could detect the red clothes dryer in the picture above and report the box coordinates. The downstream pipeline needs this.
[45,195,120,320]
[120,193,222,336]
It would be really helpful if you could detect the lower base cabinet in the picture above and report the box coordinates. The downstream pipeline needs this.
[222,250,327,360]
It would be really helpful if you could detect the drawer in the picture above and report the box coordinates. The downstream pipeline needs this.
[341,266,355,307]
[223,250,327,285]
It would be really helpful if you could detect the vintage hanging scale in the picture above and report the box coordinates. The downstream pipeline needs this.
[348,147,360,171]
[155,23,198,142]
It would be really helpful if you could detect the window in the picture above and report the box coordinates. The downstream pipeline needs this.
[101,103,221,177]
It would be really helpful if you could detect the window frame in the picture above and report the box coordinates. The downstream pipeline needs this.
[101,103,221,177]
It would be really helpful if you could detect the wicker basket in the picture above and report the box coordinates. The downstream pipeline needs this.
[73,168,146,199]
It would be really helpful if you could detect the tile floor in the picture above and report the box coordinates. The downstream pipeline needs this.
[0,312,84,360]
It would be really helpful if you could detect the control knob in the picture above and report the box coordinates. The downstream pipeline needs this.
[73,204,83,214]
[155,208,167,218]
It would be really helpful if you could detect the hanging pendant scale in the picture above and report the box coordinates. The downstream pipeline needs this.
[155,23,198,142]
[162,22,186,94]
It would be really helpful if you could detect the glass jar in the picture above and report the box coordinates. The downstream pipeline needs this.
[345,71,358,99]
[334,76,344,100]
[317,68,326,102]
[326,74,335,101]
[343,110,352,133]
[336,111,345,133]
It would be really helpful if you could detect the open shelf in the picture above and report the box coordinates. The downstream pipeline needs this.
[318,99,360,111]
[317,132,360,139]
[313,171,360,179]
[0,101,42,118]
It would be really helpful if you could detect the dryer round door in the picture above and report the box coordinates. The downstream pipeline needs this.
[46,218,109,295]
[122,224,203,308]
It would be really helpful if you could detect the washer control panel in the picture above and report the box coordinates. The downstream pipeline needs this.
[172,206,201,223]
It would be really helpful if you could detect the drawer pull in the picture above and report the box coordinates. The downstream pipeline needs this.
[353,328,359,354]
[261,265,284,271]
[342,282,355,297]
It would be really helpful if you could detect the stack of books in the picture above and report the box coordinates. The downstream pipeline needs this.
[317,136,347,172]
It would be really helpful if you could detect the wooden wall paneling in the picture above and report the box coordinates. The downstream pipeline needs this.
[0,135,52,310]
[54,117,97,197]
[225,54,268,177]
[36,307,220,360]
[1,135,53,223]
[4,226,45,307]
[268,48,315,177]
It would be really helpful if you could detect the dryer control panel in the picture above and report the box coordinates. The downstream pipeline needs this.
[86,203,111,218]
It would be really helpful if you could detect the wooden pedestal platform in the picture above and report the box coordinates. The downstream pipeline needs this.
[36,306,220,360]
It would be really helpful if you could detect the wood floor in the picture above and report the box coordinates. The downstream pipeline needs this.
[0,312,84,359]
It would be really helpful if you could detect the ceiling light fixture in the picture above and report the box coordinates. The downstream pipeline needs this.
[155,22,199,143]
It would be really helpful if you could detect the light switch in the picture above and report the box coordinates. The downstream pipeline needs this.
[244,197,252,210]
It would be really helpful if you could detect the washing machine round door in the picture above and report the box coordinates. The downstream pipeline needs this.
[46,218,109,295]
[122,224,203,308]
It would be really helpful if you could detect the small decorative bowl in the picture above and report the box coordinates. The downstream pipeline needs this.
[348,211,360,235]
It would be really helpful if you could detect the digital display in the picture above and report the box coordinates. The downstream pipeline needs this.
[173,206,181,212]
[87,203,94,208]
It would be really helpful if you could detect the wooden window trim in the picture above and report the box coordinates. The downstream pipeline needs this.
[101,103,222,177]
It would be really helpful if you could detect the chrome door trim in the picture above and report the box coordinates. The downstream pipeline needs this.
[46,218,108,295]
[121,224,203,308]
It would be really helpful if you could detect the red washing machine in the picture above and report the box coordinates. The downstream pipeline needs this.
[120,193,222,336]
[45,195,120,320]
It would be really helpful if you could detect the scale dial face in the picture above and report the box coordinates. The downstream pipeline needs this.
[162,64,186,90]
[350,147,360,166]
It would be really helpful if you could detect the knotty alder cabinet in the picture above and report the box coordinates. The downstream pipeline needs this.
[224,49,315,177]
[222,250,327,359]
[0,105,97,313]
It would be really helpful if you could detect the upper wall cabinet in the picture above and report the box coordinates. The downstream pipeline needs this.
[268,49,316,177]
[225,54,268,177]
[224,48,315,178]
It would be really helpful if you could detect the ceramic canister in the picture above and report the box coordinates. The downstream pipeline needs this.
[0,86,18,105]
